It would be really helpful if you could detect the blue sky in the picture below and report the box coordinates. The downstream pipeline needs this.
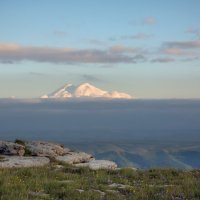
[0,0,200,98]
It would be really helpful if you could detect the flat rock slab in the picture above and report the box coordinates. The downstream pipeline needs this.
[0,141,25,156]
[109,183,132,189]
[91,189,106,197]
[55,152,93,164]
[57,180,74,184]
[28,191,50,198]
[74,160,117,170]
[0,156,50,168]
[76,189,84,193]
[25,141,70,157]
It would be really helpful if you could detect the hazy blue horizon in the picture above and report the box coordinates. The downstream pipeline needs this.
[1,99,199,143]
[1,99,200,168]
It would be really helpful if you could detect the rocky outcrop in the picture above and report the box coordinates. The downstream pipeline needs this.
[108,183,132,189]
[0,156,50,168]
[55,152,94,164]
[0,139,117,170]
[74,160,117,170]
[0,141,25,156]
[25,141,70,157]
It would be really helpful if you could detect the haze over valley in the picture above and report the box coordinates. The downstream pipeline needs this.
[1,98,199,168]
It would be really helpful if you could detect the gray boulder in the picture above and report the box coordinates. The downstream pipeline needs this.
[25,141,69,157]
[108,183,132,189]
[0,141,25,156]
[55,152,94,164]
[0,156,50,168]
[74,160,117,170]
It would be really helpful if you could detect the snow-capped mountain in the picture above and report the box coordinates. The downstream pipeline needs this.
[41,83,133,99]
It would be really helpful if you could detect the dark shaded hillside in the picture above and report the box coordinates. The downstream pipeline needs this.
[172,151,200,168]
[69,142,200,169]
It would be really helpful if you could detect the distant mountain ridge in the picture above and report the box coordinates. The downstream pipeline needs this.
[41,83,133,99]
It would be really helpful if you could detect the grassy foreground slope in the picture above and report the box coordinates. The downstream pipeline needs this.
[0,162,200,200]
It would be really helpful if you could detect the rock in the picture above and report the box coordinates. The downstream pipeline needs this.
[57,180,74,184]
[0,156,50,168]
[74,160,117,170]
[131,167,137,171]
[74,163,89,167]
[28,191,50,198]
[55,152,94,164]
[108,183,131,189]
[106,189,120,194]
[148,184,175,188]
[91,189,106,199]
[0,141,25,156]
[25,141,68,157]
[116,167,137,171]
[53,164,65,172]
[0,140,118,172]
[76,189,84,193]
[55,164,65,169]
[63,148,71,154]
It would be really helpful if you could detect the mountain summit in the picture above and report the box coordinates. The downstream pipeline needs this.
[41,83,133,99]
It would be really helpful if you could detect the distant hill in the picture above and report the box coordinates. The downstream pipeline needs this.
[69,142,200,169]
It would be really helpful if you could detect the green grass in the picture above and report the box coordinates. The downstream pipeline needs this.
[15,139,26,146]
[14,139,32,156]
[0,162,200,200]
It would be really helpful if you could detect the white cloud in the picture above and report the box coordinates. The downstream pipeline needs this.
[151,58,175,63]
[164,40,200,49]
[53,31,68,37]
[0,43,145,64]
[186,28,200,39]
[143,16,156,25]
[122,33,153,40]
[161,40,200,58]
